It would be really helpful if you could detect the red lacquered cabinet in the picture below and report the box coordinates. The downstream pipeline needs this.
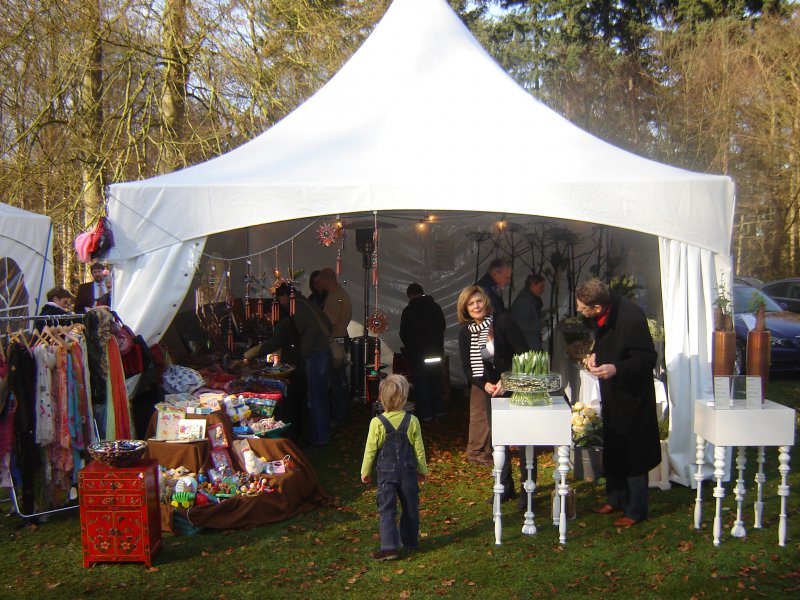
[79,459,162,568]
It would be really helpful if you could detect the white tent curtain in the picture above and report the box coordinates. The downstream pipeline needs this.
[660,238,732,486]
[113,238,205,343]
[0,202,55,318]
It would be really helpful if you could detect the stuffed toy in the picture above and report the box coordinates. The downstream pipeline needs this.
[243,448,269,475]
[175,475,198,494]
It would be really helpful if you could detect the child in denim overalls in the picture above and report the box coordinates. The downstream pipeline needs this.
[360,374,428,561]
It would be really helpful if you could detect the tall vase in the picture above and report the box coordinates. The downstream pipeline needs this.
[746,330,771,400]
[711,331,736,377]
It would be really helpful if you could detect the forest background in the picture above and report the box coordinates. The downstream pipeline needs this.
[1,0,798,290]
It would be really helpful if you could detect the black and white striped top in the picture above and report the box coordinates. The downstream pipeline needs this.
[468,316,492,379]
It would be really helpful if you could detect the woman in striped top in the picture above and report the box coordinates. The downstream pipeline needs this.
[457,286,528,499]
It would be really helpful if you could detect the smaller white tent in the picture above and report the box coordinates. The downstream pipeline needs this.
[0,202,55,320]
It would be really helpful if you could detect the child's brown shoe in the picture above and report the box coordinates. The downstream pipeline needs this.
[370,549,400,561]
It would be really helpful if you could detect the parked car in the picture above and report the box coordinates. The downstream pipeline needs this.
[733,275,764,288]
[732,283,800,374]
[759,278,800,314]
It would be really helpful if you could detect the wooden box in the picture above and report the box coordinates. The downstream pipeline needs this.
[79,459,162,568]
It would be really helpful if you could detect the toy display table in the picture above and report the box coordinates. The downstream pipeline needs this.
[693,400,795,546]
[490,396,572,545]
[79,459,162,567]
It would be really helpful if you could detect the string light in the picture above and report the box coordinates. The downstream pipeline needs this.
[425,212,436,223]
[416,219,427,232]
[496,216,508,231]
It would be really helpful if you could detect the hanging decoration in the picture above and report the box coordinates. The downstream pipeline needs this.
[289,240,296,316]
[367,309,388,335]
[271,247,281,323]
[371,213,379,287]
[244,260,252,319]
[335,217,345,276]
[225,261,235,352]
[271,296,280,324]
[316,222,340,247]
[256,253,264,319]
[367,211,388,336]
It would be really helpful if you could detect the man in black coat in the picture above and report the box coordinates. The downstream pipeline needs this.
[576,278,660,527]
[399,283,446,420]
[476,257,512,313]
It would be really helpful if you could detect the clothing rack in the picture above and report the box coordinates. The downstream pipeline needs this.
[1,313,87,521]
[0,313,85,324]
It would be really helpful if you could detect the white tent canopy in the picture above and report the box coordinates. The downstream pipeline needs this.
[0,202,55,320]
[108,0,735,485]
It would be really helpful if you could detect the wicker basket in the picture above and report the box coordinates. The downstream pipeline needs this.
[88,440,147,468]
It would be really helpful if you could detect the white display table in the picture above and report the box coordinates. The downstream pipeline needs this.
[693,399,795,546]
[491,396,572,545]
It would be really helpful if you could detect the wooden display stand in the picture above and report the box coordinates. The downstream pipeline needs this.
[79,459,162,567]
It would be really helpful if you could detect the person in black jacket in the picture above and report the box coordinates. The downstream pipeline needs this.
[35,287,75,331]
[576,278,660,528]
[457,285,528,502]
[476,257,512,313]
[399,283,446,421]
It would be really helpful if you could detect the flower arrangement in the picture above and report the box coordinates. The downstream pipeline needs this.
[501,351,560,406]
[609,274,640,299]
[647,318,664,342]
[570,401,602,447]
[560,315,591,343]
[712,282,733,332]
[560,316,593,361]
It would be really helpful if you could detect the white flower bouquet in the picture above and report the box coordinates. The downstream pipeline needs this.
[570,401,603,447]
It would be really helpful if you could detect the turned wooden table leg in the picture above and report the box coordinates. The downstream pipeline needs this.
[493,445,505,545]
[521,445,537,535]
[730,446,746,538]
[753,446,766,528]
[694,435,706,530]
[556,445,570,545]
[712,445,727,546]
[777,445,791,547]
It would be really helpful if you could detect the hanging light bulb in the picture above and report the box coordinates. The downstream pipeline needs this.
[425,211,436,223]
[335,214,343,232]
[416,219,427,233]
[496,216,508,231]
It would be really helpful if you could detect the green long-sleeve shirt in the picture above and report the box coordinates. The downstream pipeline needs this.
[360,410,428,478]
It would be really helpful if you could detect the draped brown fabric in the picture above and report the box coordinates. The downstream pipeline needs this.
[145,411,330,531]
[177,437,330,531]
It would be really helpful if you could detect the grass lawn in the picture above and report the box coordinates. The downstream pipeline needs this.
[1,378,798,599]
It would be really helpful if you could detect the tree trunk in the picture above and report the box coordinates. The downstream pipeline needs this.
[80,0,105,226]
[160,0,189,174]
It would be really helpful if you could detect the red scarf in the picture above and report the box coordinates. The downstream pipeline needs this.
[596,305,611,328]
